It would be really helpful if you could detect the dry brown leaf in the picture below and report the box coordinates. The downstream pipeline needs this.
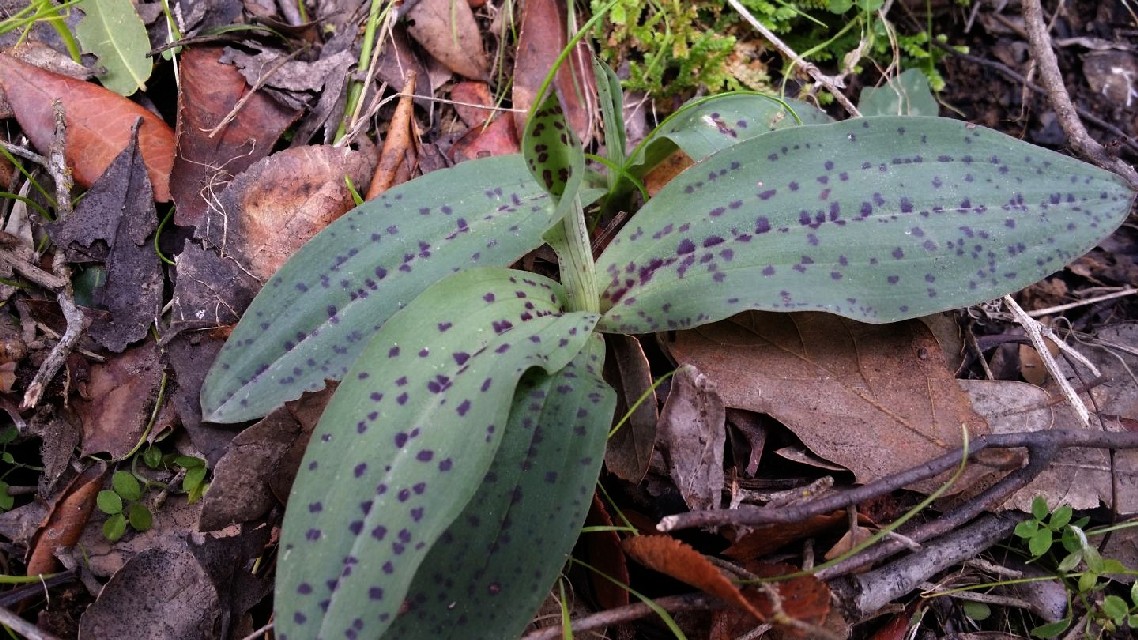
[581,494,630,611]
[664,311,989,490]
[171,46,301,226]
[27,462,107,575]
[405,0,489,80]
[723,512,847,560]
[449,113,520,162]
[657,364,726,511]
[75,342,163,458]
[0,53,175,201]
[201,144,375,280]
[603,334,657,483]
[714,563,835,640]
[449,81,494,127]
[367,71,419,200]
[623,535,766,622]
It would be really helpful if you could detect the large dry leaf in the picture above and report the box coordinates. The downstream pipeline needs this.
[663,311,989,490]
[79,539,221,639]
[710,563,834,640]
[603,334,658,482]
[656,364,726,510]
[960,379,1138,514]
[623,535,765,622]
[405,0,489,80]
[171,46,301,227]
[0,52,175,201]
[198,144,375,280]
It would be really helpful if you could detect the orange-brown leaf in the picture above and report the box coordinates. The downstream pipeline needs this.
[622,535,765,622]
[27,463,108,575]
[712,563,833,639]
[0,53,175,201]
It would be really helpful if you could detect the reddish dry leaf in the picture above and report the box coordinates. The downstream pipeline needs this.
[405,0,489,80]
[449,81,494,127]
[367,71,419,199]
[75,341,163,458]
[0,53,175,201]
[449,113,519,162]
[623,535,765,622]
[723,512,848,560]
[664,312,989,490]
[582,493,631,611]
[603,334,657,483]
[644,149,694,196]
[512,0,596,143]
[171,46,301,226]
[711,563,833,640]
[27,462,107,575]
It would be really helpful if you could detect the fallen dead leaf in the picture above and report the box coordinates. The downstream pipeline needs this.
[406,0,489,80]
[0,52,175,201]
[449,113,520,161]
[79,538,221,639]
[27,462,107,575]
[656,364,726,511]
[624,535,765,622]
[199,144,376,281]
[48,125,162,352]
[449,80,495,127]
[581,494,630,611]
[664,312,990,491]
[603,334,657,483]
[75,341,163,458]
[512,0,596,143]
[726,409,767,477]
[171,46,301,227]
[710,563,834,640]
[959,379,1138,514]
[724,512,848,560]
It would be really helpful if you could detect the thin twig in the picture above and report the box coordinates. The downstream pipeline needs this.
[520,593,720,640]
[1020,0,1138,190]
[1027,287,1138,317]
[1003,295,1091,426]
[0,141,48,166]
[725,0,861,117]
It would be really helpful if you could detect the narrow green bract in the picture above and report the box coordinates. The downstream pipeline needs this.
[596,116,1135,333]
[274,268,597,640]
[200,155,555,423]
[381,335,615,639]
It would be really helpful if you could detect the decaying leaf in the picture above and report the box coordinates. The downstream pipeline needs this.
[47,125,162,352]
[664,312,989,490]
[656,363,726,511]
[603,334,657,483]
[75,341,163,458]
[0,52,175,201]
[623,535,765,622]
[27,462,107,575]
[960,379,1138,514]
[405,0,489,80]
[171,46,301,227]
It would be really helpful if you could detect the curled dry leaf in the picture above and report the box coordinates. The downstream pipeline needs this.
[27,462,107,575]
[603,334,657,483]
[75,341,163,458]
[405,0,489,80]
[623,535,765,622]
[0,53,175,201]
[656,363,726,511]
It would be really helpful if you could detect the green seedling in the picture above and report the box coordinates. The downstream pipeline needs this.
[1012,496,1138,638]
[97,470,153,541]
[201,54,1135,638]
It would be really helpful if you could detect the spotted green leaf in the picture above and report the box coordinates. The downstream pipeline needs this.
[201,155,556,423]
[626,92,832,180]
[523,91,585,205]
[275,268,598,640]
[597,116,1135,333]
[382,334,615,639]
